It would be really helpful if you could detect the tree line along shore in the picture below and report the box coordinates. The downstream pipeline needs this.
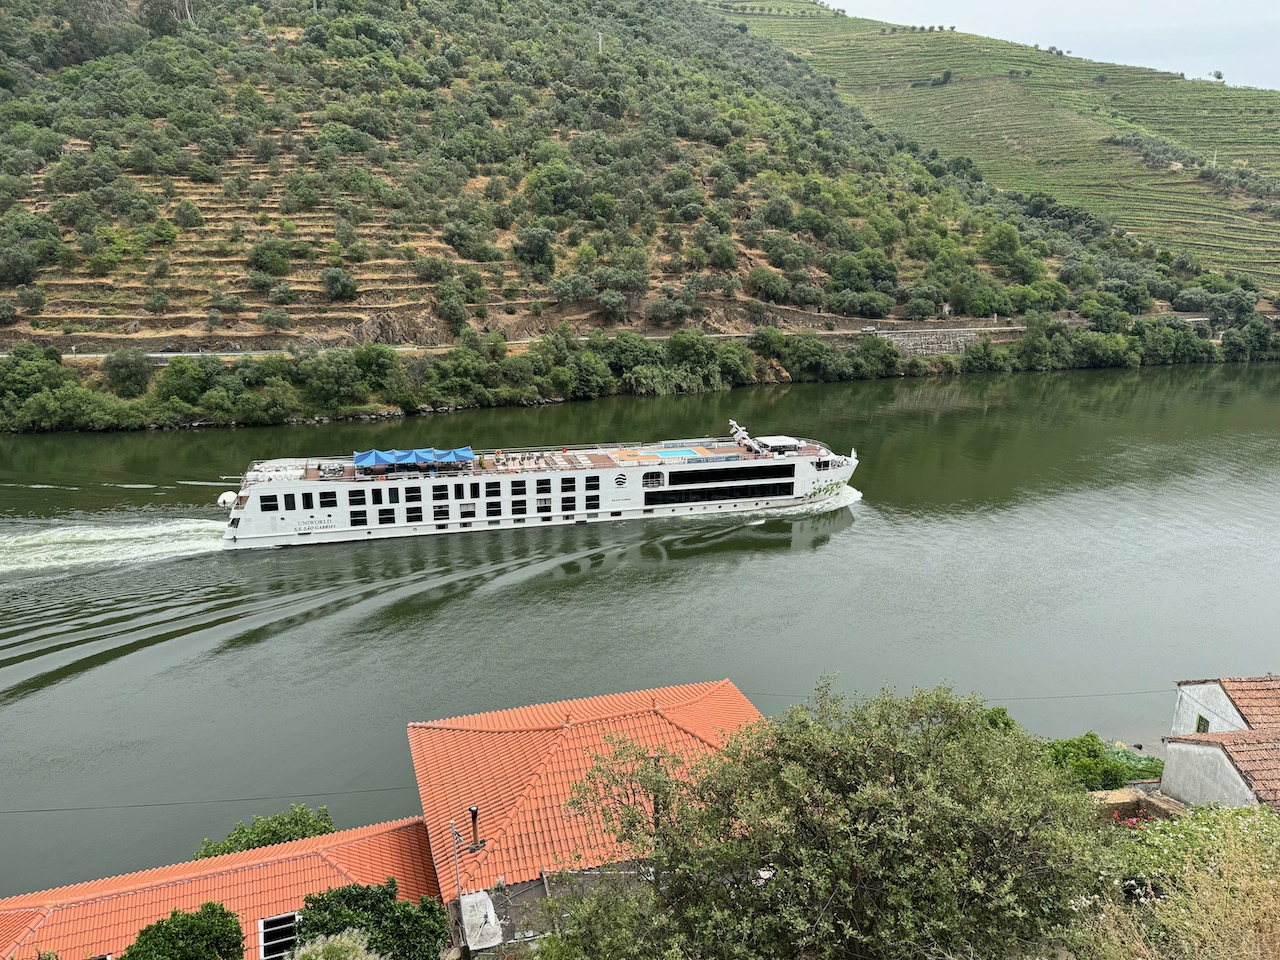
[2,314,1278,433]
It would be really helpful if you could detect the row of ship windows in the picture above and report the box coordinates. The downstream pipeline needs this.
[258,476,603,513]
[350,496,602,525]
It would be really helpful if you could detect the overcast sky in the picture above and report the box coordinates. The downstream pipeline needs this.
[833,0,1279,91]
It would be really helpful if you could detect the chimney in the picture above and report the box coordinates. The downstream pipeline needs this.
[469,805,480,847]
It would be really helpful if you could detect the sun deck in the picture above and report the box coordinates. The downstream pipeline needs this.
[240,437,832,486]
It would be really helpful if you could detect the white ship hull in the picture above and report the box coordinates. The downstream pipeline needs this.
[219,426,857,551]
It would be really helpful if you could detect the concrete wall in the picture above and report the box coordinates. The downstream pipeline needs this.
[1162,741,1256,808]
[1172,683,1246,735]
[878,328,1018,357]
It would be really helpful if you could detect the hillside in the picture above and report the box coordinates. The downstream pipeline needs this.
[721,0,1280,291]
[0,0,1259,353]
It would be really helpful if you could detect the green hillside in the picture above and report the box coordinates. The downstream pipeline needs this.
[721,0,1280,291]
[0,0,1262,354]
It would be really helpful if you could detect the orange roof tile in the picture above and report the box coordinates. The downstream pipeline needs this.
[1219,677,1280,728]
[0,818,437,960]
[1166,730,1280,810]
[407,679,761,899]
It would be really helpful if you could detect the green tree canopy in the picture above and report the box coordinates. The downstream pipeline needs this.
[546,683,1100,960]
[122,903,244,960]
[195,803,336,859]
[295,879,448,960]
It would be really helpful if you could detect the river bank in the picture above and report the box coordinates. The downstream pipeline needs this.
[3,315,1276,434]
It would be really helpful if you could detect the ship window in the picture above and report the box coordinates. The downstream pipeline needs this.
[260,913,298,960]
[371,488,383,506]
[644,482,794,506]
[586,513,598,520]
[511,480,527,495]
[470,482,480,499]
[405,486,422,503]
[486,502,501,517]
[461,521,473,528]
[642,472,663,488]
[434,505,450,520]
[348,490,366,506]
[260,495,279,512]
[561,497,576,512]
[486,481,500,498]
[320,491,337,508]
[512,500,527,515]
[536,497,552,514]
[302,492,314,510]
[816,460,830,472]
[1196,715,1210,733]
[378,509,395,525]
[669,464,795,485]
[610,511,622,517]
[433,485,448,501]
[460,503,476,519]
[228,518,240,529]
[388,488,400,505]
[515,518,526,524]
[406,506,423,523]
[488,520,500,527]
[350,510,367,527]
[586,475,600,491]
[436,524,448,530]
[536,478,551,494]
[283,494,296,511]
[561,477,576,492]
[453,483,464,499]
[586,495,600,510]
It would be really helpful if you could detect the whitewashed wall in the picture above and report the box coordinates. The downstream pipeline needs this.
[1172,683,1246,734]
[1162,741,1256,807]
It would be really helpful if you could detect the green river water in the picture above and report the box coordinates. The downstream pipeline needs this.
[2,364,1279,895]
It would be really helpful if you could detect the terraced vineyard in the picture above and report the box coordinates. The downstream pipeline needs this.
[718,0,1280,290]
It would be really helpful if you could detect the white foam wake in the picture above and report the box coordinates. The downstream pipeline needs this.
[0,519,226,576]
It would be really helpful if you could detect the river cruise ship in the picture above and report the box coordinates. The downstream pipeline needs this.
[217,421,857,549]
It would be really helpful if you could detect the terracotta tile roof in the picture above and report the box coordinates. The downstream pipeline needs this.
[407,679,761,899]
[1166,730,1280,810]
[0,818,437,960]
[1218,677,1280,727]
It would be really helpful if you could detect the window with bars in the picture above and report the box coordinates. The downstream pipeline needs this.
[434,504,450,520]
[350,510,367,526]
[536,478,551,494]
[407,506,423,523]
[406,486,422,503]
[511,480,527,495]
[486,502,502,517]
[586,475,600,491]
[319,491,337,508]
[260,495,279,512]
[486,481,501,498]
[259,913,298,960]
[349,489,366,506]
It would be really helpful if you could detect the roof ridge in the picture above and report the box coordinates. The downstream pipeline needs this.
[0,906,51,957]
[653,704,724,751]
[409,680,732,733]
[0,817,425,911]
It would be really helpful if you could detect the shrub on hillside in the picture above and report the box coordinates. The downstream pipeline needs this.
[248,238,292,277]
[0,299,15,326]
[259,308,293,331]
[172,200,204,228]
[102,348,155,398]
[320,268,358,301]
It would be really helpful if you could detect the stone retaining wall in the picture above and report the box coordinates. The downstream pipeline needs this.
[878,327,1023,357]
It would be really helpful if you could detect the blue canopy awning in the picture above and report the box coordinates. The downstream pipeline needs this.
[394,448,439,464]
[353,449,395,466]
[436,446,475,463]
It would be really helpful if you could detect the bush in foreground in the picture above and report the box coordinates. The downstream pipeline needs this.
[122,903,243,960]
[546,683,1101,960]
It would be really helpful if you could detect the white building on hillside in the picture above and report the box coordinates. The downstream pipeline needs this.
[1161,676,1280,810]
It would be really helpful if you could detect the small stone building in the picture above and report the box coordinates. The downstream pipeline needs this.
[1161,676,1280,810]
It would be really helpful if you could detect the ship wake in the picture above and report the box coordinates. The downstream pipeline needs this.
[0,518,225,577]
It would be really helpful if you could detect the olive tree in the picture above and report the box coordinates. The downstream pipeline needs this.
[544,683,1101,960]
